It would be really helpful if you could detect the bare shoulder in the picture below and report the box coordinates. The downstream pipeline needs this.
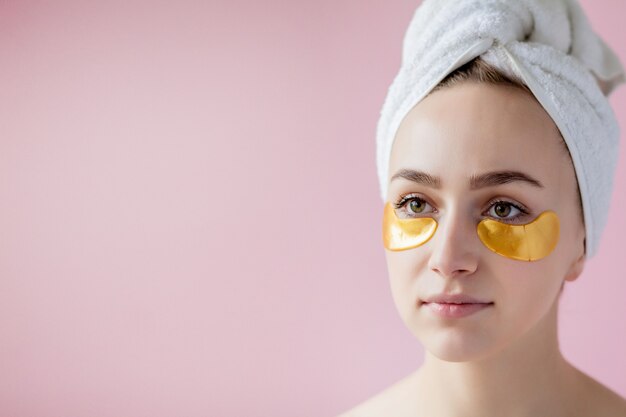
[334,372,418,417]
[577,371,626,416]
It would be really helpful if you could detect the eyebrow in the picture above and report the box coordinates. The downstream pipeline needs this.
[389,169,544,190]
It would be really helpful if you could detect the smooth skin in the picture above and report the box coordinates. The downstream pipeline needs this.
[339,82,626,417]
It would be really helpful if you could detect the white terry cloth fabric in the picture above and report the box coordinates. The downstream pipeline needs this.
[376,0,626,258]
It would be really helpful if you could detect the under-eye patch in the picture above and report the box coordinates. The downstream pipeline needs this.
[382,201,560,261]
[476,210,560,261]
[382,201,437,251]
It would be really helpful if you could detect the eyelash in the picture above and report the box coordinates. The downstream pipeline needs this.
[393,193,530,223]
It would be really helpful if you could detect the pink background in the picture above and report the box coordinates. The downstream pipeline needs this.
[0,1,624,416]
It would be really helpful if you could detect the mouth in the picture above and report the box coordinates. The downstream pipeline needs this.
[420,301,495,318]
[420,301,495,306]
[419,292,494,305]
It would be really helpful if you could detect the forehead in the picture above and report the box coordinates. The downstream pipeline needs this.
[389,82,566,185]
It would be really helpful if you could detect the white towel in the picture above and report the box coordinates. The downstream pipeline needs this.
[376,0,625,258]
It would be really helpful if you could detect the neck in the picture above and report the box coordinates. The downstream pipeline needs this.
[412,298,581,417]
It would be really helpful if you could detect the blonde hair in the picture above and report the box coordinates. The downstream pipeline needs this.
[432,55,532,95]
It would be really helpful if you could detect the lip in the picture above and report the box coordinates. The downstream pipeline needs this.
[421,293,493,305]
[419,293,495,319]
[422,302,493,318]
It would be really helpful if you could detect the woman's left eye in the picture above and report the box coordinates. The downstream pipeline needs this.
[486,200,526,221]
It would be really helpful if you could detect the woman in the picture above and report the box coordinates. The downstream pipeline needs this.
[339,1,626,415]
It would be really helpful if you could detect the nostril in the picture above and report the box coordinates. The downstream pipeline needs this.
[428,242,479,277]
[431,266,476,278]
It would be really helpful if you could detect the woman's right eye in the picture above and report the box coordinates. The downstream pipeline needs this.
[394,195,434,217]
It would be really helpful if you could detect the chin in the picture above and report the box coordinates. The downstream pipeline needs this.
[419,330,503,363]
[426,346,492,363]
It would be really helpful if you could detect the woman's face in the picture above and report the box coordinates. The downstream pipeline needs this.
[385,81,586,362]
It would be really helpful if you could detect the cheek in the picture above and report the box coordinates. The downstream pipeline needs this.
[385,250,425,318]
[492,257,564,323]
[555,209,585,262]
[488,206,579,309]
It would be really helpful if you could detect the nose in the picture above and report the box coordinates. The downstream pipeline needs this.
[428,210,479,278]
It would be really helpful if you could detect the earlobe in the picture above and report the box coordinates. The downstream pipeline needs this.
[564,246,586,282]
[568,232,586,281]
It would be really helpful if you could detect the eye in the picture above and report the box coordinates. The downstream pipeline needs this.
[393,194,435,218]
[486,199,528,222]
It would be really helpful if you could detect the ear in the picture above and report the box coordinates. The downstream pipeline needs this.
[564,237,586,282]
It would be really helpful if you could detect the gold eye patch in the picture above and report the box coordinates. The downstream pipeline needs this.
[476,210,560,261]
[382,202,437,251]
[382,201,560,261]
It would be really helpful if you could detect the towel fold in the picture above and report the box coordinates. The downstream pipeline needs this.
[376,0,625,258]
